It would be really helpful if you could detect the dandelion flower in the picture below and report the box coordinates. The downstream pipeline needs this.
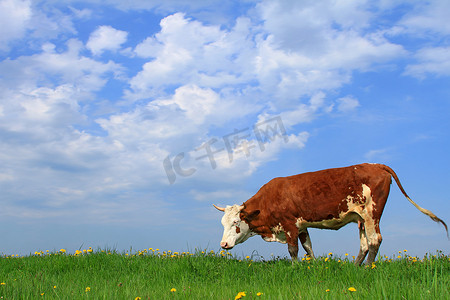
[325,289,330,292]
[235,291,246,299]
[60,249,66,253]
[348,287,357,292]
[170,288,176,292]
[85,287,91,292]
[328,252,333,256]
[246,256,250,259]
[1,282,6,285]
[257,292,263,296]
[135,297,141,300]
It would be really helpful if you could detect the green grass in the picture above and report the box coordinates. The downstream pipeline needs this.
[1,248,449,299]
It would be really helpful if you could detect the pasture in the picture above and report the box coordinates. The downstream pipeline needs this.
[1,248,449,299]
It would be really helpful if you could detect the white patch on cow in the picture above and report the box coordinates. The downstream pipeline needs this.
[359,184,381,246]
[219,204,256,249]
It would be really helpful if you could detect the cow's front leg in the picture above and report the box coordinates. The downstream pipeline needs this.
[299,230,315,259]
[288,243,299,262]
[286,228,299,262]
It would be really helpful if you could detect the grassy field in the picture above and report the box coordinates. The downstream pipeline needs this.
[0,248,449,299]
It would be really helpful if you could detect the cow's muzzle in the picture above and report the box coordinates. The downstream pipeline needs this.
[220,242,234,249]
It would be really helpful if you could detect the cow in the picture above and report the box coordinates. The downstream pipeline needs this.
[214,163,448,265]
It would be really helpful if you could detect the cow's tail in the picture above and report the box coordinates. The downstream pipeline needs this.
[379,164,449,238]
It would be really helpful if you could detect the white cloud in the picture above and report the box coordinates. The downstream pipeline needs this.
[336,96,360,113]
[159,85,219,125]
[404,47,450,78]
[0,39,123,94]
[398,0,450,35]
[257,0,372,54]
[252,1,405,103]
[129,13,254,98]
[87,25,128,55]
[0,0,31,51]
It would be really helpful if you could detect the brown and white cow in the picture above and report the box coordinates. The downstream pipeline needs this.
[214,163,448,265]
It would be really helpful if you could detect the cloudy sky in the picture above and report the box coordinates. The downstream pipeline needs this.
[1,0,449,258]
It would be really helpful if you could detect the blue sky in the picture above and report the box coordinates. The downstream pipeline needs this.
[1,0,449,258]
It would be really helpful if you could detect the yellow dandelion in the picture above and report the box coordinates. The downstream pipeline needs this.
[1,282,6,285]
[257,292,263,296]
[170,288,176,292]
[235,291,246,299]
[345,253,349,256]
[53,285,56,289]
[85,287,91,292]
[60,249,66,253]
[403,249,407,252]
[135,297,141,300]
[40,293,44,296]
[328,252,333,256]
[246,256,250,259]
[324,257,329,262]
[348,287,357,292]
[325,289,330,292]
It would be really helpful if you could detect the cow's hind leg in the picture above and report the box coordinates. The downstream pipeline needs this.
[365,222,382,265]
[354,221,369,266]
[299,230,315,259]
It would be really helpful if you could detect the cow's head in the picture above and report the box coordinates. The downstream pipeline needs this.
[213,204,259,249]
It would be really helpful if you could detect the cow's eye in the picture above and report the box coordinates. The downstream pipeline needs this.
[233,220,240,227]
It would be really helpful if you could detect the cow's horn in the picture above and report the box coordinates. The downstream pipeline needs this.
[213,204,225,212]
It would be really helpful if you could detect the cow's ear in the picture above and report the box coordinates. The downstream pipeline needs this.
[243,210,260,222]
